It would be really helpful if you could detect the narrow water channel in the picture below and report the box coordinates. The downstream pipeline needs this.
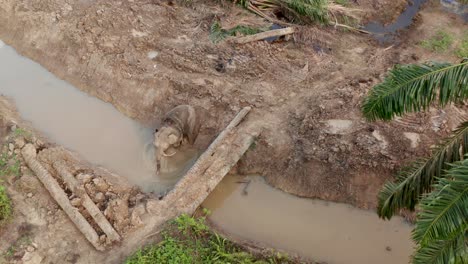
[204,176,414,264]
[0,41,414,263]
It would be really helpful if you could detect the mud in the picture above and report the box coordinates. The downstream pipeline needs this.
[203,176,414,264]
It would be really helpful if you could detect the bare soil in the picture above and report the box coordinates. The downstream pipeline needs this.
[0,0,467,262]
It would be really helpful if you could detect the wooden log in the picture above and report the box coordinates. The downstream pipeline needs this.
[233,27,295,44]
[21,144,105,251]
[53,160,121,243]
[163,107,252,200]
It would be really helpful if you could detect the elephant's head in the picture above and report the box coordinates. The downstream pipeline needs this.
[153,126,183,173]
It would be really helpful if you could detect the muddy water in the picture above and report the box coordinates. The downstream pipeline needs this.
[0,42,196,193]
[364,0,427,44]
[440,0,468,21]
[203,176,414,264]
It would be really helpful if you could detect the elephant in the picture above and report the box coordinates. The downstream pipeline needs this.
[153,105,201,174]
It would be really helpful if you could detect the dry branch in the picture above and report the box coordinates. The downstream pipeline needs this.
[233,27,295,44]
[21,144,105,251]
[53,160,121,243]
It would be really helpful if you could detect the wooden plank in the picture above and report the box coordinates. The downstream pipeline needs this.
[233,27,295,44]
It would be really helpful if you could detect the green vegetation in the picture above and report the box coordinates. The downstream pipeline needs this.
[0,185,11,224]
[420,31,454,52]
[0,151,20,178]
[210,22,267,43]
[125,213,296,264]
[455,32,468,58]
[362,60,468,263]
[231,0,359,27]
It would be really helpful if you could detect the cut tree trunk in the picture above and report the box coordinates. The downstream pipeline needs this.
[21,144,105,251]
[53,160,121,243]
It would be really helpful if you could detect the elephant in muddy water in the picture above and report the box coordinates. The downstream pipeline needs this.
[153,105,201,174]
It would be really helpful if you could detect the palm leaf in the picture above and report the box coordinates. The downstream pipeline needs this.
[412,223,467,264]
[378,121,468,219]
[411,159,468,264]
[362,60,468,121]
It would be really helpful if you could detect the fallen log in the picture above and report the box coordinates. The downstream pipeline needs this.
[21,144,105,251]
[163,106,253,204]
[53,160,121,243]
[233,27,295,44]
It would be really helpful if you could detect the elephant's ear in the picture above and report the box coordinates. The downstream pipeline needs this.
[186,107,201,145]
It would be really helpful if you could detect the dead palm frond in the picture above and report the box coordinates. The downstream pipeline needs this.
[232,0,362,29]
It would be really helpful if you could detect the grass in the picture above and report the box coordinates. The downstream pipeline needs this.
[125,213,298,264]
[12,128,32,142]
[420,30,454,53]
[455,32,468,58]
[0,152,20,178]
[0,185,11,224]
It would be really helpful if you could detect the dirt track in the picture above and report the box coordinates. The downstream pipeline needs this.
[0,0,466,211]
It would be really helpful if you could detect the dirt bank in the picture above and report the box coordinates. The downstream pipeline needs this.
[0,0,466,209]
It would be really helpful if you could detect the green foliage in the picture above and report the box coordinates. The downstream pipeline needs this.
[12,128,30,138]
[455,32,468,59]
[363,58,468,263]
[282,0,330,25]
[210,22,266,43]
[0,152,21,178]
[378,121,468,219]
[411,158,468,264]
[0,185,12,224]
[362,60,468,121]
[125,214,295,264]
[230,0,359,27]
[421,31,454,53]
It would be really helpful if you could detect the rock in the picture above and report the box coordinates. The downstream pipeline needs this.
[14,138,26,149]
[14,149,20,155]
[94,192,105,203]
[70,198,82,207]
[22,252,43,264]
[403,132,420,148]
[35,138,44,148]
[76,173,92,184]
[93,178,109,193]
[104,196,130,233]
[372,130,388,150]
[146,199,160,214]
[8,143,14,151]
[26,246,35,252]
[99,235,107,243]
[325,120,354,135]
[130,203,146,227]
[22,144,37,159]
[10,124,17,132]
[27,193,33,198]
[85,183,97,195]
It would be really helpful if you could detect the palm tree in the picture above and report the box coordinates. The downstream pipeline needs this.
[362,59,468,263]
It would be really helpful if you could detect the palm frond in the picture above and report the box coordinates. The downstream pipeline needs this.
[378,121,468,219]
[362,60,468,121]
[412,222,467,264]
[411,158,468,264]
[413,159,468,243]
